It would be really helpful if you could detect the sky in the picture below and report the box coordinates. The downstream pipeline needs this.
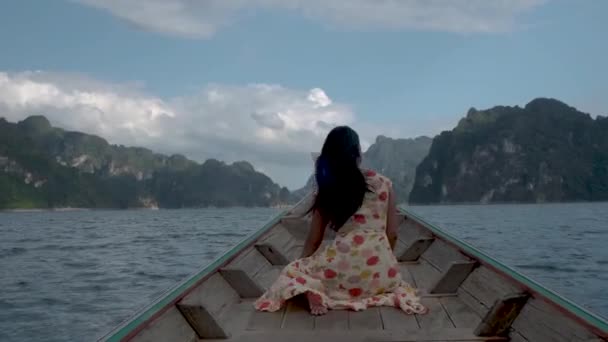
[0,0,607,189]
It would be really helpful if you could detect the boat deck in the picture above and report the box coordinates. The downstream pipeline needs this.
[104,204,608,342]
[198,260,504,342]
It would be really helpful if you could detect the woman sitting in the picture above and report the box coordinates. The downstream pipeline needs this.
[254,126,426,316]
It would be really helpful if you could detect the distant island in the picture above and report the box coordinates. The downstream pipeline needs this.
[291,135,432,203]
[3,97,607,209]
[0,116,289,209]
[409,98,608,204]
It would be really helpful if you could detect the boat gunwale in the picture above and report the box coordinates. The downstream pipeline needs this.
[97,208,289,342]
[400,206,608,338]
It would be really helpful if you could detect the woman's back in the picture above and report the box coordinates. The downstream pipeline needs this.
[333,170,392,236]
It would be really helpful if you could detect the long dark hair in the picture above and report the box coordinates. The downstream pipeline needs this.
[309,126,370,231]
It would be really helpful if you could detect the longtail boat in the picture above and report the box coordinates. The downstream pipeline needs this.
[99,194,608,341]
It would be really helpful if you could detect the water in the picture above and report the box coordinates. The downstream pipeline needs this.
[0,204,607,341]
[0,208,280,342]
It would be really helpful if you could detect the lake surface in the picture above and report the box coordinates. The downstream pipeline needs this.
[1,203,607,342]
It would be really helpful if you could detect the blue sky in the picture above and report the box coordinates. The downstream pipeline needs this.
[0,0,606,188]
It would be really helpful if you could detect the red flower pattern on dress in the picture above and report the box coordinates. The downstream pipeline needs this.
[373,272,380,279]
[353,235,365,245]
[296,277,307,285]
[388,267,398,278]
[379,192,388,201]
[366,256,380,266]
[324,269,337,279]
[373,213,380,219]
[354,214,366,224]
[349,288,363,297]
[365,170,376,177]
[259,301,270,309]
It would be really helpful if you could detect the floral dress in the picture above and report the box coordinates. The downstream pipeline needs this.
[254,170,427,314]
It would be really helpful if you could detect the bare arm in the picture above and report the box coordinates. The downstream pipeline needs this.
[300,209,327,258]
[386,188,399,251]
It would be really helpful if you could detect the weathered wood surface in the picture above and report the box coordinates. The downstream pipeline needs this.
[176,273,240,339]
[348,308,384,330]
[314,309,349,330]
[430,261,477,295]
[422,239,470,272]
[220,248,270,298]
[398,263,416,286]
[399,238,435,262]
[380,307,419,330]
[282,296,315,330]
[398,219,432,245]
[180,273,240,315]
[511,297,598,342]
[440,296,481,329]
[407,259,441,291]
[252,264,281,291]
[417,297,455,329]
[474,293,529,337]
[247,306,285,331]
[204,329,508,342]
[459,266,521,311]
[130,306,197,342]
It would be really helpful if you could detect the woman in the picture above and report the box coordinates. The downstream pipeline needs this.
[254,126,426,316]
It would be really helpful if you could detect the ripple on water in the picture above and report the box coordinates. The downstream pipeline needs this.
[0,247,27,258]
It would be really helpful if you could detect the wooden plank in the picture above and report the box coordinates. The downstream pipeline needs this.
[422,239,470,272]
[457,287,487,318]
[511,297,597,342]
[180,273,239,315]
[252,264,282,291]
[380,307,419,330]
[205,329,508,342]
[219,268,265,298]
[508,331,529,342]
[349,308,383,330]
[394,239,408,260]
[408,259,441,291]
[177,302,229,339]
[220,248,270,298]
[220,300,255,333]
[176,273,240,339]
[430,261,477,295]
[224,247,270,274]
[459,266,521,309]
[280,217,309,241]
[398,237,435,262]
[315,310,349,330]
[416,297,455,329]
[255,243,290,265]
[475,293,529,337]
[282,296,315,330]
[256,226,295,265]
[247,306,286,331]
[398,218,432,245]
[440,296,482,329]
[398,263,416,287]
[130,306,197,342]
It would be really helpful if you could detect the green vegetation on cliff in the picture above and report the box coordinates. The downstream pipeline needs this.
[409,98,608,204]
[0,116,289,209]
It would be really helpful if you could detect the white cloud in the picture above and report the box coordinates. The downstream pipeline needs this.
[0,71,362,188]
[74,0,547,38]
